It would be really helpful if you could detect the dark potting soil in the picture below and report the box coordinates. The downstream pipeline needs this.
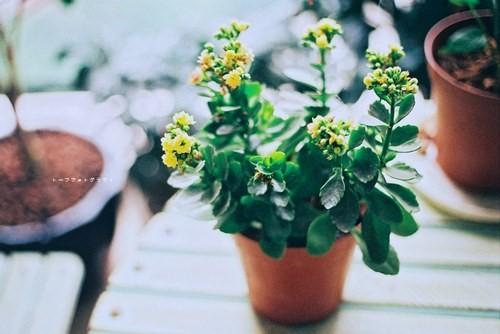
[0,130,103,226]
[438,47,499,94]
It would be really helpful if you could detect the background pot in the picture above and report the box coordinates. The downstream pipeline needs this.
[0,92,135,243]
[424,11,500,191]
[234,232,355,325]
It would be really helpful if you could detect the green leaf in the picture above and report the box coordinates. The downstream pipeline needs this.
[242,81,262,108]
[284,162,300,189]
[217,205,250,234]
[384,183,420,213]
[227,161,243,191]
[260,233,286,259]
[389,140,421,153]
[271,176,286,193]
[352,147,380,183]
[348,126,366,150]
[319,168,345,209]
[329,188,359,233]
[271,190,290,207]
[276,203,295,221]
[247,176,268,196]
[367,188,404,224]
[391,207,419,237]
[305,106,330,116]
[212,188,232,217]
[385,162,422,182]
[369,100,390,124]
[201,180,222,204]
[167,171,200,188]
[278,127,307,157]
[306,214,338,256]
[201,145,215,174]
[439,27,487,56]
[361,211,391,264]
[449,0,479,8]
[213,152,229,180]
[353,231,399,275]
[219,106,241,112]
[267,151,286,170]
[396,94,415,123]
[390,125,419,147]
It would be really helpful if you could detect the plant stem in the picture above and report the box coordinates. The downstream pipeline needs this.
[380,98,396,164]
[319,48,327,109]
[1,2,39,179]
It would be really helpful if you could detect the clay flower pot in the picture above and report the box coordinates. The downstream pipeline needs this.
[234,232,355,325]
[424,11,500,191]
[0,92,135,244]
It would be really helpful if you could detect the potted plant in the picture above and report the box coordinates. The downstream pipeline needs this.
[424,0,500,191]
[161,19,421,324]
[0,0,133,263]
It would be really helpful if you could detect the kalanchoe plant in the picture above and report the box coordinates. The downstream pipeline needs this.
[162,19,421,275]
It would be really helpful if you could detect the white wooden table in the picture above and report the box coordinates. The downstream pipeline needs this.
[88,194,500,334]
[0,252,85,334]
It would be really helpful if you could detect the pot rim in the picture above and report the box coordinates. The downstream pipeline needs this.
[424,10,500,101]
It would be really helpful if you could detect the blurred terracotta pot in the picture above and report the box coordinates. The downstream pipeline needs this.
[424,11,500,191]
[233,233,355,325]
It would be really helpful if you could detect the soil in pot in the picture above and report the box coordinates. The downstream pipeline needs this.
[0,130,103,226]
[438,45,499,94]
[234,232,355,325]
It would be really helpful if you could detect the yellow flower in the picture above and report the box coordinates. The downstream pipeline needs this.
[316,34,328,49]
[231,20,249,32]
[173,111,195,127]
[363,76,373,87]
[317,18,342,36]
[198,50,215,71]
[236,47,254,69]
[173,132,194,154]
[223,50,236,68]
[189,68,203,85]
[162,152,178,168]
[223,68,243,89]
[161,136,175,152]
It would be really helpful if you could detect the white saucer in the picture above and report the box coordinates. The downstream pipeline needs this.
[410,144,500,223]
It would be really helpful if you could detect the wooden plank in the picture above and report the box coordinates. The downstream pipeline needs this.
[90,291,500,334]
[109,251,247,297]
[261,306,500,334]
[90,291,259,334]
[138,211,234,254]
[0,253,44,334]
[390,226,500,266]
[344,263,500,311]
[24,252,84,334]
[0,252,84,334]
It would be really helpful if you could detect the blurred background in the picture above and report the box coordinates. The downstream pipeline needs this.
[1,0,487,213]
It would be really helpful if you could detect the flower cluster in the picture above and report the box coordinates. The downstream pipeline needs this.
[301,18,343,49]
[161,111,201,169]
[365,44,405,70]
[307,115,353,159]
[190,21,254,92]
[364,66,419,100]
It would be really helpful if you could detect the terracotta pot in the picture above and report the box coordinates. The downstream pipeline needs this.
[424,11,500,191]
[233,233,355,325]
[0,92,135,243]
